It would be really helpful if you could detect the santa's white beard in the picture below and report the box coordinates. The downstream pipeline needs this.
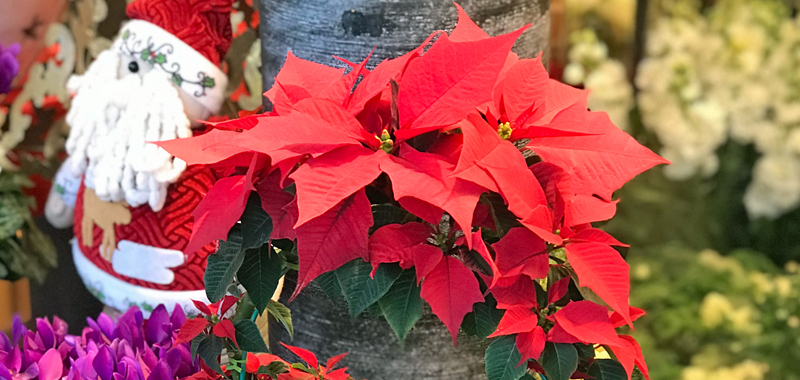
[65,50,192,212]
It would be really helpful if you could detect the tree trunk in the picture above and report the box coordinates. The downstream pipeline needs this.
[258,0,550,378]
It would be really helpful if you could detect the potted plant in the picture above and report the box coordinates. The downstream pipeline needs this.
[159,5,665,379]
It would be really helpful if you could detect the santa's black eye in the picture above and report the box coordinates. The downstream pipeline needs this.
[128,61,139,73]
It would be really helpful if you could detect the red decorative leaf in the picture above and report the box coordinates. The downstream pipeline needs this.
[326,352,349,370]
[548,277,570,305]
[570,228,628,247]
[368,222,436,276]
[516,326,546,365]
[290,145,385,226]
[380,147,484,242]
[617,335,649,380]
[492,228,549,280]
[487,306,539,338]
[490,275,538,310]
[470,229,501,285]
[219,295,240,317]
[292,190,373,300]
[496,57,551,126]
[185,174,250,254]
[212,319,238,347]
[609,306,646,328]
[280,342,319,369]
[192,300,212,316]
[565,243,631,325]
[396,25,529,139]
[265,51,344,113]
[175,318,208,345]
[552,301,619,345]
[420,256,484,344]
[449,4,490,42]
[157,129,245,166]
[255,171,297,240]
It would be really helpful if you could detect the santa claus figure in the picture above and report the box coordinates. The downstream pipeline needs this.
[45,0,233,316]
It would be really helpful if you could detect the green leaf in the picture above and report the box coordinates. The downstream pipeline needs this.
[122,30,130,39]
[377,269,422,342]
[154,54,166,64]
[315,271,342,300]
[337,260,403,317]
[485,335,527,380]
[240,193,273,250]
[462,295,504,339]
[258,361,289,377]
[588,359,627,380]
[237,244,283,313]
[197,334,224,375]
[202,76,216,88]
[233,294,256,323]
[233,319,269,353]
[140,49,150,60]
[540,343,579,380]
[205,227,245,302]
[266,300,294,339]
[190,332,205,358]
[172,73,182,85]
[574,343,595,360]
[371,204,409,230]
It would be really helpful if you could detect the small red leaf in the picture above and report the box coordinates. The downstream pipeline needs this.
[326,352,349,370]
[548,277,570,305]
[368,222,435,276]
[516,326,545,365]
[565,243,631,325]
[192,300,212,315]
[487,306,538,338]
[280,343,319,369]
[490,275,538,310]
[185,174,251,255]
[175,318,208,345]
[552,301,619,345]
[292,190,373,300]
[420,256,485,344]
[212,319,238,347]
[492,228,548,280]
[570,228,628,247]
[219,295,239,317]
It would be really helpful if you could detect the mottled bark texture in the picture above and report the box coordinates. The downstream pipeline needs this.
[259,0,550,378]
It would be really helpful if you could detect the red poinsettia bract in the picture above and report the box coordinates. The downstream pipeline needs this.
[158,4,666,379]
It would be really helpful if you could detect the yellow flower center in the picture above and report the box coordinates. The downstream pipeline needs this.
[497,122,513,140]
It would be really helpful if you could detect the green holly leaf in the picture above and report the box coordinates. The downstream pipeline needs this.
[377,269,422,342]
[140,49,150,61]
[485,335,527,380]
[172,73,183,85]
[588,359,628,380]
[122,30,130,40]
[197,334,224,375]
[154,54,166,64]
[202,76,216,88]
[540,343,579,380]
[234,319,269,353]
[204,226,245,303]
[237,244,283,313]
[336,260,403,317]
[266,300,294,339]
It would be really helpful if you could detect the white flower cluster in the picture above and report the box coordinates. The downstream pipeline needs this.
[637,0,800,219]
[563,30,634,132]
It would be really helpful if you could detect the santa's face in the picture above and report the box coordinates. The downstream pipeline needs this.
[64,48,192,212]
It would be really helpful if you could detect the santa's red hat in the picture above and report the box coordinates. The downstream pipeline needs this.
[114,0,233,114]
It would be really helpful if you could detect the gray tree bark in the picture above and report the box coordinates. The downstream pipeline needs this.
[258,0,550,378]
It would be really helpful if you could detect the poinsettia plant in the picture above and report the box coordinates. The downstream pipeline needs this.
[159,4,666,380]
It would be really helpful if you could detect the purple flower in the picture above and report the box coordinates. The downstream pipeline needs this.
[0,305,199,380]
[0,43,21,94]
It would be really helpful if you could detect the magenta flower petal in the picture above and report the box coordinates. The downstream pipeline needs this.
[36,320,56,350]
[92,346,114,380]
[11,317,26,347]
[145,361,170,380]
[38,349,63,380]
[145,306,169,346]
[0,362,11,380]
[169,306,186,329]
[96,314,116,341]
[0,333,10,352]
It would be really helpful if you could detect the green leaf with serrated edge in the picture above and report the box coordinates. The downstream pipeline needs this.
[371,204,410,231]
[190,333,205,358]
[258,362,289,377]
[315,271,342,300]
[266,300,293,339]
[202,77,215,88]
[197,334,224,375]
[205,226,245,302]
[237,244,283,313]
[462,295,504,339]
[540,343,579,380]
[378,269,422,342]
[588,359,627,380]
[485,335,527,380]
[241,192,273,250]
[337,260,403,317]
[141,50,150,60]
[154,54,166,64]
[233,319,269,353]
